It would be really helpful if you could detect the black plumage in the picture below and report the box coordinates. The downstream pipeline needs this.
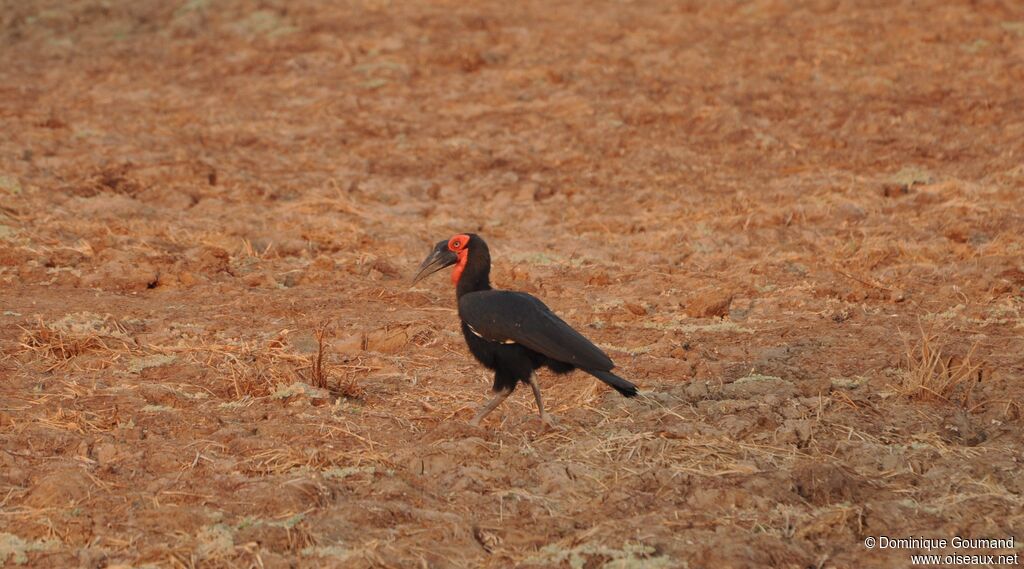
[413,233,637,427]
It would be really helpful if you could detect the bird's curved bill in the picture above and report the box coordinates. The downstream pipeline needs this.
[411,240,457,285]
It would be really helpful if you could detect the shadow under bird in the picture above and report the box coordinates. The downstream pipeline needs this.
[412,233,638,427]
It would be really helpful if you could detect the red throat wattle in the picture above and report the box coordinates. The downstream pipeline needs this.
[447,234,471,285]
[451,249,468,284]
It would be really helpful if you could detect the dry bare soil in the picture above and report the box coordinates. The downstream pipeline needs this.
[2,1,1024,567]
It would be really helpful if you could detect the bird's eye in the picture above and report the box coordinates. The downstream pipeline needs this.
[452,241,460,249]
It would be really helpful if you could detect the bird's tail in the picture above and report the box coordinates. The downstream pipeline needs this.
[586,369,638,398]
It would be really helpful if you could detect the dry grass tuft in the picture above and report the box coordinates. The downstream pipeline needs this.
[333,371,366,401]
[73,163,145,197]
[18,316,131,370]
[243,447,339,476]
[156,337,301,399]
[301,324,365,400]
[897,325,982,406]
[20,323,106,363]
[309,325,330,390]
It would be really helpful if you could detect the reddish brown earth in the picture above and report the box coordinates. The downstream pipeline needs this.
[2,1,1023,567]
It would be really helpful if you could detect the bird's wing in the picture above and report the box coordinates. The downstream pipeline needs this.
[458,290,614,371]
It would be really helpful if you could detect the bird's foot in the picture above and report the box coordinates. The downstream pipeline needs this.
[539,413,562,431]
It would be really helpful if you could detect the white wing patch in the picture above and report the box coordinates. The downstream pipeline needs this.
[466,323,517,345]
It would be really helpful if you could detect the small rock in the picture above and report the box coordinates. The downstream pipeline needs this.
[778,419,814,446]
[271,382,330,401]
[718,414,758,438]
[880,183,910,198]
[242,271,277,288]
[830,377,865,390]
[371,258,400,278]
[128,354,177,374]
[289,332,320,354]
[722,374,797,399]
[189,246,231,274]
[82,253,159,291]
[625,302,647,316]
[25,468,94,508]
[792,461,868,506]
[333,335,363,355]
[836,202,867,222]
[685,289,734,318]
[683,381,709,401]
[333,326,415,355]
[94,443,120,465]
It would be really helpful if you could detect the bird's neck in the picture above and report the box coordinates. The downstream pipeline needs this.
[456,269,491,297]
[455,250,492,298]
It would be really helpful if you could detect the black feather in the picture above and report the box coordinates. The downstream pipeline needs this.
[459,290,614,371]
[585,369,638,397]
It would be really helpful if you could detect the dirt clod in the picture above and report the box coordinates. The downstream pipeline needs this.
[685,290,735,318]
[792,461,870,507]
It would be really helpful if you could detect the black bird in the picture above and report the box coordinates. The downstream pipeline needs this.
[412,233,638,427]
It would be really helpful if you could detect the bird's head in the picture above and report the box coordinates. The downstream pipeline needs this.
[412,233,486,286]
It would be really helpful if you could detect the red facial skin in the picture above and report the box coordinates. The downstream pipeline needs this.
[448,234,470,285]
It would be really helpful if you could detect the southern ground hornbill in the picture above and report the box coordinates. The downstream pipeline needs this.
[412,233,638,427]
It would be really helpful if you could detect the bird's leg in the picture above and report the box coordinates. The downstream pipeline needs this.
[526,376,557,429]
[469,388,512,426]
